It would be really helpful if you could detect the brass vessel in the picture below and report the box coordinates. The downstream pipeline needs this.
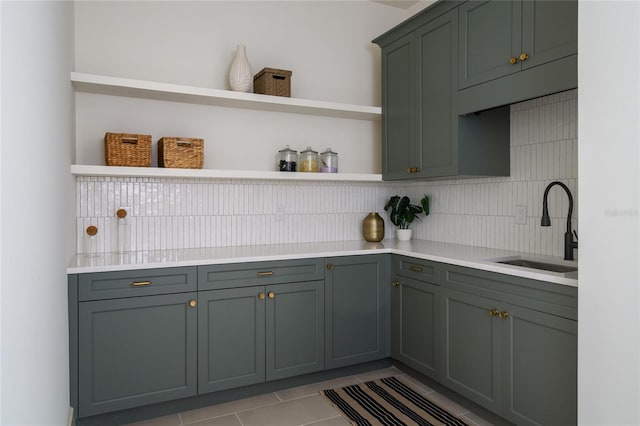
[362,212,384,242]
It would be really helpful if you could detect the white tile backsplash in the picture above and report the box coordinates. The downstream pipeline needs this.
[76,89,577,257]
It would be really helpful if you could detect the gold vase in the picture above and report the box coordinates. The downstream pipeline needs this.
[362,212,385,242]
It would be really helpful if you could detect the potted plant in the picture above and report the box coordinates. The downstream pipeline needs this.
[384,194,430,241]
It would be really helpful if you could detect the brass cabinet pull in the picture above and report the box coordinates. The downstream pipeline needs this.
[519,53,529,61]
[327,263,334,270]
[130,280,152,287]
[189,300,197,308]
[499,311,510,319]
[509,57,518,64]
[489,308,499,316]
[409,266,423,273]
[268,292,275,299]
[258,293,266,300]
[405,167,420,174]
[392,280,400,287]
[257,271,274,277]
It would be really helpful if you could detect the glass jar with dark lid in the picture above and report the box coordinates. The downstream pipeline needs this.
[278,145,298,172]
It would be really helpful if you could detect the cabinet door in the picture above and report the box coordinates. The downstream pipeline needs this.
[521,0,577,70]
[198,287,265,394]
[391,275,440,380]
[501,304,577,426]
[325,255,390,369]
[416,9,459,178]
[78,293,197,417]
[381,32,416,180]
[458,0,521,89]
[441,288,502,414]
[266,280,324,380]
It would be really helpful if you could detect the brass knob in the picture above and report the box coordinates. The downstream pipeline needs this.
[519,53,528,61]
[116,208,127,219]
[86,225,98,236]
[189,300,197,308]
[257,271,274,277]
[392,280,400,287]
[499,311,509,319]
[489,308,499,316]
[327,263,334,270]
[409,266,423,273]
[130,280,152,287]
[405,167,419,173]
[509,57,518,64]
[268,292,275,299]
[258,293,266,300]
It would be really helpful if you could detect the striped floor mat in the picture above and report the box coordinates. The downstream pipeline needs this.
[322,376,468,426]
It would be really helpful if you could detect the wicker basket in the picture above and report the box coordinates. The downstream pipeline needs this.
[253,68,292,97]
[104,133,152,167]
[158,137,204,169]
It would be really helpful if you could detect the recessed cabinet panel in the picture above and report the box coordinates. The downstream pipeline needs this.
[521,0,578,70]
[391,276,439,379]
[382,34,415,179]
[502,304,577,426]
[325,255,390,369]
[458,0,520,89]
[418,14,458,176]
[198,287,266,394]
[441,288,502,413]
[78,293,197,417]
[266,281,325,381]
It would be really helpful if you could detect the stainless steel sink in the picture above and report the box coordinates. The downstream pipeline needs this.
[488,256,578,273]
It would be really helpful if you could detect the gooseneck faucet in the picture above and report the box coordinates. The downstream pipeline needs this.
[541,181,578,261]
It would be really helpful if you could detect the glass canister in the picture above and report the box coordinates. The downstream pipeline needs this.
[299,146,319,172]
[277,145,298,172]
[320,148,338,173]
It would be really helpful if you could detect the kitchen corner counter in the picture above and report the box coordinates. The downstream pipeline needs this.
[67,240,578,287]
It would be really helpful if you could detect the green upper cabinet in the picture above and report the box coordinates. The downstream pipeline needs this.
[375,4,510,181]
[324,255,390,369]
[458,0,520,89]
[378,8,459,180]
[458,0,577,114]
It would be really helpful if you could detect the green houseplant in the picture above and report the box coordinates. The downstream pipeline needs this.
[384,194,430,241]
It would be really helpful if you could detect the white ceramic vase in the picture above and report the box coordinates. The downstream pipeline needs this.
[229,45,253,92]
[396,229,412,241]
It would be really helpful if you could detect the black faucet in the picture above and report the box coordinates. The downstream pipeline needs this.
[541,181,578,261]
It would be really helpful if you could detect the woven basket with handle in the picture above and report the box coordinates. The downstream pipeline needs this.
[104,132,152,167]
[158,137,204,169]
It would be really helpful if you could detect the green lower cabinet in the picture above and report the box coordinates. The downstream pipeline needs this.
[502,303,577,426]
[199,280,324,392]
[324,255,390,369]
[266,280,325,380]
[78,293,198,417]
[391,275,440,380]
[441,288,502,413]
[442,287,577,425]
[198,287,266,394]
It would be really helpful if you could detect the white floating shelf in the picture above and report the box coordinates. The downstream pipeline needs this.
[71,165,383,182]
[71,72,382,121]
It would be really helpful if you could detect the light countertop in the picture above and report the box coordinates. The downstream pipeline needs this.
[68,240,578,287]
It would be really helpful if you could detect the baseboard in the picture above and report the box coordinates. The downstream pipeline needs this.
[67,407,75,426]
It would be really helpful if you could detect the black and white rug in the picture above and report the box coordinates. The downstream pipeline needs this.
[323,376,468,426]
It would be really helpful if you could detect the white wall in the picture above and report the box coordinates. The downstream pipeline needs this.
[73,1,409,174]
[578,1,640,424]
[0,1,75,425]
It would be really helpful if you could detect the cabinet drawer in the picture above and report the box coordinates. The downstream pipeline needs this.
[78,267,197,301]
[393,256,440,284]
[198,258,325,290]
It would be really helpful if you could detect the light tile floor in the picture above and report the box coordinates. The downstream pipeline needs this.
[124,367,493,426]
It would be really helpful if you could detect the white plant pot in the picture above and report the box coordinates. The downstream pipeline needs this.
[396,229,412,241]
